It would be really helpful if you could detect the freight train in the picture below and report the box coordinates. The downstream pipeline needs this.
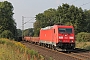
[23,25,75,51]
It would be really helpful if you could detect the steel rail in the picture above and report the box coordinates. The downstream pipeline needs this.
[21,41,89,60]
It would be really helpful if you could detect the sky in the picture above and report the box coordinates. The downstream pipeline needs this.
[0,0,90,29]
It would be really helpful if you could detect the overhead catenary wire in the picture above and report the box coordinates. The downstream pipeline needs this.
[17,17,35,29]
[69,0,78,4]
[18,18,35,29]
[24,17,35,24]
[80,1,90,6]
[69,0,90,8]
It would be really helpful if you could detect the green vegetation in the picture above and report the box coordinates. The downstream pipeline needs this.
[34,3,90,36]
[76,32,90,50]
[76,42,90,50]
[0,1,90,41]
[17,29,22,37]
[23,28,34,36]
[0,30,14,39]
[76,32,90,42]
[0,1,17,39]
[0,38,44,60]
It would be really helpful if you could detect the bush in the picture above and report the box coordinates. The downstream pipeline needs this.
[0,38,44,60]
[76,32,90,42]
[0,30,14,39]
[84,46,90,50]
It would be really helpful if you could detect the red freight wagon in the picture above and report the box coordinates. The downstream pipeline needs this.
[23,36,39,43]
[39,25,75,50]
[24,36,31,41]
[30,37,39,43]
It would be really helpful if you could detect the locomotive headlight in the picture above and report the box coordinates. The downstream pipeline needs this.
[69,36,74,39]
[59,36,63,39]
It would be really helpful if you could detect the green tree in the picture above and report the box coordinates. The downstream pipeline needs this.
[17,29,22,37]
[0,1,17,39]
[76,32,90,42]
[57,4,86,34]
[43,8,56,26]
[0,30,13,39]
[84,10,90,33]
[34,3,88,36]
[24,28,34,36]
[34,8,56,36]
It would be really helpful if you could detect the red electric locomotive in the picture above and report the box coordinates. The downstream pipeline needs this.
[23,24,75,51]
[39,25,75,50]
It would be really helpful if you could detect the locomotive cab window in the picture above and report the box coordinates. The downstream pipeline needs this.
[58,28,72,34]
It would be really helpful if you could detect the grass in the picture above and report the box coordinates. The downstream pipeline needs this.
[0,38,45,60]
[76,41,90,50]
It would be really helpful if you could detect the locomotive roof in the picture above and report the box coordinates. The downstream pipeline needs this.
[41,26,53,30]
[41,25,73,30]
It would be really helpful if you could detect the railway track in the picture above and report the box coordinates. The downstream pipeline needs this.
[38,45,90,60]
[21,41,90,60]
[79,52,90,56]
[69,52,90,60]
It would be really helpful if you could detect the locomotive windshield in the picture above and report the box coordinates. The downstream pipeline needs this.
[58,28,72,34]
